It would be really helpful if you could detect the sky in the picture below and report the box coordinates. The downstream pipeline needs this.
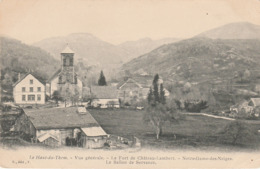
[0,0,260,45]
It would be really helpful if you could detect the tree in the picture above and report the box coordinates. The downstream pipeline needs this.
[147,87,153,104]
[144,74,179,139]
[98,70,107,86]
[159,83,166,105]
[60,83,80,107]
[153,74,160,103]
[219,120,258,145]
[52,90,62,106]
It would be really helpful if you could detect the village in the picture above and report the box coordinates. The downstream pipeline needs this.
[1,44,260,151]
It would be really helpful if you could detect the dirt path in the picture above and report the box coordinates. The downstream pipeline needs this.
[183,112,235,121]
[184,113,260,125]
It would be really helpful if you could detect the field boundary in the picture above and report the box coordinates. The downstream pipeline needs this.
[183,112,235,121]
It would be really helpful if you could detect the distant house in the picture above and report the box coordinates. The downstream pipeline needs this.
[117,75,169,104]
[230,98,260,114]
[13,73,45,105]
[248,98,260,107]
[14,107,108,148]
[90,86,120,108]
[46,45,83,98]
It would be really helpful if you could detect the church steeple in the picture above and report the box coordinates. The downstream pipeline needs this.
[59,44,75,83]
[61,44,74,68]
[61,43,74,54]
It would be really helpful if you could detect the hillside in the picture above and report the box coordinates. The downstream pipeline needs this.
[118,37,180,62]
[0,36,59,80]
[121,37,260,83]
[33,33,127,66]
[196,22,260,39]
[0,36,59,98]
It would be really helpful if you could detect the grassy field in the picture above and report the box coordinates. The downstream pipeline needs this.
[89,109,260,151]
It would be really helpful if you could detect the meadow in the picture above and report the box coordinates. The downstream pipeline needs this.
[89,109,260,151]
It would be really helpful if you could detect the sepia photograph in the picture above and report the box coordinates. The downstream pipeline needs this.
[0,0,260,168]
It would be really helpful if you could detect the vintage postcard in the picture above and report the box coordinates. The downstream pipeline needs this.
[0,0,260,168]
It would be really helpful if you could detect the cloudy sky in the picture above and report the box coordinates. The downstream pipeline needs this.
[0,0,260,44]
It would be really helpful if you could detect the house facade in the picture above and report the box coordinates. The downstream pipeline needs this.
[46,45,83,98]
[117,75,169,104]
[13,73,45,105]
[90,86,120,108]
[14,107,108,148]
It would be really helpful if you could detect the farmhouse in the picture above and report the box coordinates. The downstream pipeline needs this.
[90,86,120,108]
[14,107,108,148]
[13,73,45,105]
[117,75,169,103]
[46,45,83,98]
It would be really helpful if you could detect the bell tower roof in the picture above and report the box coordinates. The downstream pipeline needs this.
[61,44,74,54]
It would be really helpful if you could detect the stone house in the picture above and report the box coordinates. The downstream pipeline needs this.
[14,107,108,148]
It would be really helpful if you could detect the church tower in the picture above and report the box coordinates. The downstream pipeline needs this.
[59,45,77,84]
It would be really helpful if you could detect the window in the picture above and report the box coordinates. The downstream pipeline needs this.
[37,94,41,101]
[30,79,33,84]
[30,87,33,92]
[28,95,35,101]
[22,87,26,92]
[66,58,70,66]
[37,87,41,92]
[63,58,66,66]
[22,95,26,101]
[70,58,73,66]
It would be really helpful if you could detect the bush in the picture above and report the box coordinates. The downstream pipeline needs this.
[184,100,208,112]
[218,120,258,146]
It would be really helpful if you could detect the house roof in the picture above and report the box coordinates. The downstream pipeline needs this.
[47,69,61,83]
[81,127,107,136]
[250,98,260,107]
[24,107,100,130]
[47,69,81,83]
[117,75,153,89]
[90,86,118,99]
[13,73,45,87]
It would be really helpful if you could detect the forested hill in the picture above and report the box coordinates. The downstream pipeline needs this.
[120,37,260,83]
[0,36,59,94]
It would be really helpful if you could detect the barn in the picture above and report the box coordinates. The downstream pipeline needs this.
[14,107,107,148]
[90,86,120,108]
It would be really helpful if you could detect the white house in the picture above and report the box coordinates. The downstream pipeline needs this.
[13,73,45,105]
[90,86,120,108]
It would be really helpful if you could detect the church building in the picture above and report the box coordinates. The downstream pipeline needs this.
[46,45,83,98]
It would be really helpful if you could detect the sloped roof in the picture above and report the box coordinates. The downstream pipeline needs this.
[13,73,45,87]
[117,75,153,89]
[24,107,100,129]
[91,86,118,99]
[81,127,107,136]
[61,46,74,54]
[37,133,59,142]
[47,69,81,83]
[250,98,260,107]
[47,69,61,83]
